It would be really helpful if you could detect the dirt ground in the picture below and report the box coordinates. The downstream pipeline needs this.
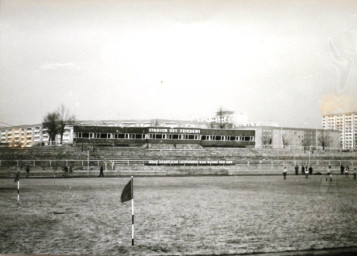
[0,175,357,255]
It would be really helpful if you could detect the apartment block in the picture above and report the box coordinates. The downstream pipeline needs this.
[322,112,357,150]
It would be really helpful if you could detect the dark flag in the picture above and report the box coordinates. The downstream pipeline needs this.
[121,178,133,203]
[14,171,20,182]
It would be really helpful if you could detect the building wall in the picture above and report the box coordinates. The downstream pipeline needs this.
[0,125,43,148]
[322,112,357,150]
[0,124,73,147]
[240,126,340,150]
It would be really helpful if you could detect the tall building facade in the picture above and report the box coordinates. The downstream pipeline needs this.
[322,112,357,150]
[0,124,73,148]
[0,125,43,148]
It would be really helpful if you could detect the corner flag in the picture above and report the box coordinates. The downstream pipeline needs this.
[121,177,133,203]
[121,177,135,245]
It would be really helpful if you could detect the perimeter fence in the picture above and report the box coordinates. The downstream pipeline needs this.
[0,158,356,171]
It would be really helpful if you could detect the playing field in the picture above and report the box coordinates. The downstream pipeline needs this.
[0,175,357,255]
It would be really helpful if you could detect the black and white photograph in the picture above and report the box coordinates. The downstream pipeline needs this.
[0,0,357,255]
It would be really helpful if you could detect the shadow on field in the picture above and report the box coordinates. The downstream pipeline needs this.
[249,246,357,256]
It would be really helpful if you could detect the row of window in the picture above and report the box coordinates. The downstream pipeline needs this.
[75,132,255,142]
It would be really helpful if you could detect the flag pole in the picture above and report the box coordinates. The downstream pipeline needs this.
[131,176,134,246]
[17,179,20,206]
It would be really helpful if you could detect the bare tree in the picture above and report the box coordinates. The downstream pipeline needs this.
[43,112,60,145]
[57,104,76,144]
[301,138,311,152]
[318,130,332,150]
[282,134,289,148]
[214,107,234,129]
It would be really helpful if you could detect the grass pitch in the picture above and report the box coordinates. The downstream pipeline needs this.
[0,175,357,255]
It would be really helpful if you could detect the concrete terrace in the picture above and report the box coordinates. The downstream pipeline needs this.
[0,145,356,178]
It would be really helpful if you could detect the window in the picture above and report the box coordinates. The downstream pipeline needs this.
[187,135,195,140]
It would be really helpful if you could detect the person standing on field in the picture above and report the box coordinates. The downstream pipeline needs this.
[305,168,309,179]
[309,166,313,175]
[283,167,287,180]
[295,165,299,175]
[301,166,305,175]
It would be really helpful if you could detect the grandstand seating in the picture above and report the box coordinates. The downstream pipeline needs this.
[0,145,356,177]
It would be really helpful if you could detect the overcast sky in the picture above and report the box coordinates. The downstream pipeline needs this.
[1,0,357,128]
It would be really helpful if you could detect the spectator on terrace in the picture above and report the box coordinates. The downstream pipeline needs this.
[62,165,68,177]
[295,165,299,175]
[26,165,30,178]
[345,165,349,176]
[69,165,73,173]
[283,167,287,180]
[340,165,345,175]
[309,166,313,175]
[301,166,305,175]
[98,165,104,177]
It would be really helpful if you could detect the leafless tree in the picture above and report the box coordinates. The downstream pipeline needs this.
[57,104,76,144]
[318,130,332,150]
[282,134,289,148]
[43,112,60,145]
[42,105,75,145]
[213,107,234,129]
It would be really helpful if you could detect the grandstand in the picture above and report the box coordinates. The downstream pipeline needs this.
[0,145,356,178]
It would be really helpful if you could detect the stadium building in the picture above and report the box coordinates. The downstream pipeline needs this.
[0,119,342,150]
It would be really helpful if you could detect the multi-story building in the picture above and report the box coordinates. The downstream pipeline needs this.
[0,125,43,148]
[322,112,357,150]
[0,124,73,148]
